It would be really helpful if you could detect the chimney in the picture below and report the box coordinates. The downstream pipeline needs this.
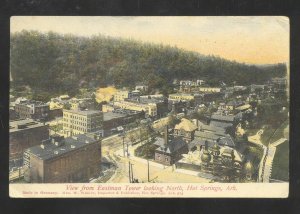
[164,125,169,146]
[204,140,208,150]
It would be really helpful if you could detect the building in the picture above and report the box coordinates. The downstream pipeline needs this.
[135,84,148,92]
[9,119,49,170]
[179,80,205,86]
[113,100,157,118]
[168,100,188,114]
[168,93,201,107]
[69,98,95,110]
[169,93,196,101]
[174,118,198,143]
[9,108,19,120]
[233,86,247,91]
[235,104,251,112]
[210,113,236,129]
[271,77,287,85]
[137,96,168,118]
[250,84,266,92]
[154,127,188,165]
[103,110,144,135]
[199,87,222,93]
[23,134,102,183]
[102,103,116,112]
[14,100,50,120]
[114,90,132,102]
[225,100,244,111]
[62,109,103,137]
[271,77,288,94]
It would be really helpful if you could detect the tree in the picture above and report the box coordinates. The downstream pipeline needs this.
[63,103,71,110]
[11,31,287,98]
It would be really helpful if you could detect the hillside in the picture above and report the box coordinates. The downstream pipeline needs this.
[10,30,287,97]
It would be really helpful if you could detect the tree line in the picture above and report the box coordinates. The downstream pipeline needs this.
[11,30,287,97]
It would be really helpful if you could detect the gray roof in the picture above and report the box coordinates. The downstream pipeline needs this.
[189,135,235,150]
[103,112,126,121]
[25,134,98,160]
[197,121,226,133]
[188,139,215,150]
[63,109,102,116]
[17,100,49,107]
[218,136,235,147]
[211,114,235,122]
[210,121,233,129]
[9,119,47,133]
[226,100,244,107]
[154,137,187,154]
[194,130,227,141]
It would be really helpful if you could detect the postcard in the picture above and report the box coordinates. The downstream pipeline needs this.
[9,16,289,198]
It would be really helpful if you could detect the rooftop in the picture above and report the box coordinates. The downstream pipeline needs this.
[17,100,49,107]
[211,113,235,122]
[25,134,98,160]
[235,104,251,111]
[194,130,228,141]
[154,137,187,154]
[63,109,102,116]
[103,112,126,121]
[9,119,47,133]
[209,121,233,129]
[196,120,226,133]
[175,118,198,132]
[226,100,244,107]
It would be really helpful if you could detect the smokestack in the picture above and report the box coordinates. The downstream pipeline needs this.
[164,125,168,146]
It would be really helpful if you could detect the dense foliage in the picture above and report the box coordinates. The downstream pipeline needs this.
[11,31,287,96]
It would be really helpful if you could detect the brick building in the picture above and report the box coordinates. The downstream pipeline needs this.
[9,119,49,169]
[154,127,188,165]
[103,110,144,135]
[14,100,50,120]
[23,134,102,183]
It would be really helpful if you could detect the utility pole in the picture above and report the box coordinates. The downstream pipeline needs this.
[126,142,129,157]
[122,136,125,157]
[147,159,150,182]
[128,161,131,183]
[131,163,134,182]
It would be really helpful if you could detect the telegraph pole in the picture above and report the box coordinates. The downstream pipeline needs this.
[131,163,134,182]
[147,159,150,182]
[128,161,131,183]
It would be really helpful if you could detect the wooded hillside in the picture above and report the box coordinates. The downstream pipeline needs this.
[10,31,287,96]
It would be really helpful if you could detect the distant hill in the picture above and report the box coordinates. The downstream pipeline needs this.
[10,30,287,96]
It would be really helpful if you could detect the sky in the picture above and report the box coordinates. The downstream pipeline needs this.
[11,16,289,65]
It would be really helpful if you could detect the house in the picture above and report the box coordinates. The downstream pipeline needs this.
[23,134,102,183]
[154,127,188,166]
[225,100,244,111]
[174,118,198,143]
[135,84,148,92]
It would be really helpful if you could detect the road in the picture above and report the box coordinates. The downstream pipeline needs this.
[103,137,210,183]
[98,115,211,183]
